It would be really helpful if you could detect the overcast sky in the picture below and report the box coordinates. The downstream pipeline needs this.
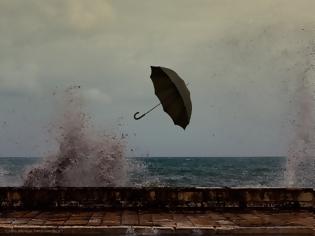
[0,0,315,157]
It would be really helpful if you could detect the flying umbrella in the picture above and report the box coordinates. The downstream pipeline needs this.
[134,66,192,129]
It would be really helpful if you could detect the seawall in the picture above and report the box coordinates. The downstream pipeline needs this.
[1,188,315,235]
[0,187,314,210]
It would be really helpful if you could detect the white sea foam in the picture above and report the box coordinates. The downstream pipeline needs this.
[284,43,315,186]
[23,86,136,187]
[0,166,9,177]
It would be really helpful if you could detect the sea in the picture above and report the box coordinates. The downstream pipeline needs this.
[1,156,312,188]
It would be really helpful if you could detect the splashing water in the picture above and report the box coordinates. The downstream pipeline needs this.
[23,86,131,187]
[285,44,315,187]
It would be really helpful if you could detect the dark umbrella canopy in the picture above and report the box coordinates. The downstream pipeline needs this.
[150,66,192,129]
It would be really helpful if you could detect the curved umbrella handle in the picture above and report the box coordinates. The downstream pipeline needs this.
[133,102,161,120]
[134,112,146,120]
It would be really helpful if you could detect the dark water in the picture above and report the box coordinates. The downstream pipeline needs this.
[0,156,290,187]
[131,156,287,187]
[0,157,39,186]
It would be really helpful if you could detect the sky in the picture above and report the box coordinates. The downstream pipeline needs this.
[0,0,315,157]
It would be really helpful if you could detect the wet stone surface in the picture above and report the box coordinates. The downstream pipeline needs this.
[0,210,314,235]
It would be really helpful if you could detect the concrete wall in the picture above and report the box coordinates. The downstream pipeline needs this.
[0,187,313,210]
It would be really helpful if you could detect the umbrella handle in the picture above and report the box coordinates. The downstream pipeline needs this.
[133,102,161,120]
[134,112,146,120]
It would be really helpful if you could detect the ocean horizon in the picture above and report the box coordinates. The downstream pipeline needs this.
[2,156,312,188]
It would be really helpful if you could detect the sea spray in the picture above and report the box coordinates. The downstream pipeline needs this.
[285,44,315,186]
[23,86,131,187]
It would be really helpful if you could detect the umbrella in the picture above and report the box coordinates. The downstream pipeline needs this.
[134,66,192,129]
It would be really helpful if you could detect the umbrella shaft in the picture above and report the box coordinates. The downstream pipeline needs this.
[134,82,189,120]
[144,102,161,115]
[133,102,161,120]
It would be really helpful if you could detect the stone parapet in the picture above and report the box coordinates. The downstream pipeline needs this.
[0,187,313,210]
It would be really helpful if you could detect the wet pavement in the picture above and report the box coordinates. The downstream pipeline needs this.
[0,210,314,235]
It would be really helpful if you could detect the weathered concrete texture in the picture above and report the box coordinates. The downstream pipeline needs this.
[0,210,314,235]
[0,187,314,210]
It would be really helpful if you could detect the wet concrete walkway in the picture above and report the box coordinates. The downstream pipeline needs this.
[0,210,314,235]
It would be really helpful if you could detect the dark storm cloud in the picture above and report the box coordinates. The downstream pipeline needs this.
[0,0,314,156]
